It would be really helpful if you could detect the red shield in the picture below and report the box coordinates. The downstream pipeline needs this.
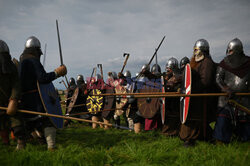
[180,63,191,124]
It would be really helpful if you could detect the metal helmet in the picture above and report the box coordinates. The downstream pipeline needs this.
[0,40,10,53]
[69,77,76,86]
[25,36,41,49]
[96,74,102,81]
[151,64,161,74]
[226,38,244,56]
[194,39,209,52]
[180,57,190,69]
[76,74,84,82]
[124,70,131,78]
[166,57,178,70]
[141,64,150,71]
[111,72,117,80]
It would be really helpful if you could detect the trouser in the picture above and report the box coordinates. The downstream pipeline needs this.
[213,106,250,143]
[24,117,56,149]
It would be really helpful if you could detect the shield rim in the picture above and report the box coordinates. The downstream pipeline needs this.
[67,87,79,113]
[37,81,63,129]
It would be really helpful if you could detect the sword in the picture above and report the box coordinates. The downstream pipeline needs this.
[56,19,69,87]
[43,43,47,67]
[121,53,130,73]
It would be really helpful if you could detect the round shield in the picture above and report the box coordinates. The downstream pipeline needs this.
[180,63,192,124]
[37,82,63,129]
[67,87,79,113]
[137,84,161,119]
[86,89,103,114]
[102,88,115,118]
[115,83,128,116]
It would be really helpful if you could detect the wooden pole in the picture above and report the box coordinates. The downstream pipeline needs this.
[90,92,250,98]
[0,106,113,127]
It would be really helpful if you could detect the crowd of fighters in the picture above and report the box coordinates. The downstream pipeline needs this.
[0,36,249,151]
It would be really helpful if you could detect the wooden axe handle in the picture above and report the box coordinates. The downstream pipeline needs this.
[121,53,130,73]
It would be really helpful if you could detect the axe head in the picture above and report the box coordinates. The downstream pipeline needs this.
[123,53,129,57]
[97,64,102,68]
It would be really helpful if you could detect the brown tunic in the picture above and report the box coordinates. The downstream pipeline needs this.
[162,72,182,136]
[179,56,217,141]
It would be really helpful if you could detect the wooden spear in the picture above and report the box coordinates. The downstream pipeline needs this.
[0,106,112,127]
[90,92,250,98]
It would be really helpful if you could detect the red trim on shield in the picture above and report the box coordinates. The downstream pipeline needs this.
[182,64,191,124]
[161,76,165,124]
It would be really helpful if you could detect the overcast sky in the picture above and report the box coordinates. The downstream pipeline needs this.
[1,0,250,89]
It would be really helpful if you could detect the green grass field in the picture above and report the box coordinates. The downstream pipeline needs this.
[0,123,249,166]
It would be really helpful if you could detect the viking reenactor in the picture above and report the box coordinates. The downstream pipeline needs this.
[213,38,250,143]
[0,40,25,149]
[132,64,155,133]
[123,70,134,130]
[88,74,105,129]
[179,57,190,73]
[151,64,161,77]
[65,78,77,110]
[143,64,162,131]
[161,58,182,136]
[179,39,217,147]
[114,71,128,128]
[19,36,67,150]
[102,72,116,129]
[63,77,78,126]
[76,74,88,116]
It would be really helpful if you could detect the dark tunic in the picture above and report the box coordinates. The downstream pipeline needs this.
[162,71,182,136]
[19,54,56,118]
[0,53,21,130]
[179,56,217,141]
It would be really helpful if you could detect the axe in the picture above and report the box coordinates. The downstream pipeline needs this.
[59,80,68,89]
[121,53,130,73]
[90,67,97,82]
[97,64,103,80]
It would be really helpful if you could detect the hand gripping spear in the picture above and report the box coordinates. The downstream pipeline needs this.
[56,20,69,87]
